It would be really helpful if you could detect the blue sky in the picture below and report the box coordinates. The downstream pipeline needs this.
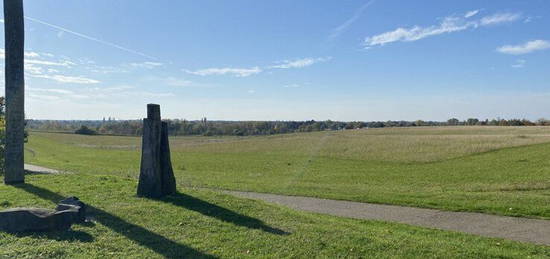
[1,0,549,121]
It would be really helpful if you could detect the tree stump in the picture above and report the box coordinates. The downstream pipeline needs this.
[137,104,176,198]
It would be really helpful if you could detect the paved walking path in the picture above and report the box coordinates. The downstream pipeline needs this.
[225,190,550,246]
[22,163,550,246]
[24,164,60,174]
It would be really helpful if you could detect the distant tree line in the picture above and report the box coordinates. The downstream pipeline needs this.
[25,117,550,137]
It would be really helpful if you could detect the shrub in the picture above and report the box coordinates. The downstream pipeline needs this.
[75,126,97,135]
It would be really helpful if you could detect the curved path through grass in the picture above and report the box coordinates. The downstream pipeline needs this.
[24,164,550,246]
[226,190,550,246]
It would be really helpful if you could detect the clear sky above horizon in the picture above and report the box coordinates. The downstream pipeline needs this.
[1,0,549,121]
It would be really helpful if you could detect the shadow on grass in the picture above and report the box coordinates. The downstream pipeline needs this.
[13,230,94,243]
[15,183,216,259]
[161,192,289,235]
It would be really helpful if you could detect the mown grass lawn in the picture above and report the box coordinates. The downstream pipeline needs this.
[1,174,549,258]
[24,127,550,219]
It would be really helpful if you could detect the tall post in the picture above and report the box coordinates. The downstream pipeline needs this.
[4,0,25,184]
[138,104,163,197]
[137,104,176,198]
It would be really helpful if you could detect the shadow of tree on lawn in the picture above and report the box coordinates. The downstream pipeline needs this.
[15,183,216,259]
[160,192,289,235]
[12,230,94,243]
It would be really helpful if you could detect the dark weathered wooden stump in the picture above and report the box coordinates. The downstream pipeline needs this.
[160,121,177,195]
[137,104,176,198]
[4,0,25,184]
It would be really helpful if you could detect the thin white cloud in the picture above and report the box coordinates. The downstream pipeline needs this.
[88,65,128,74]
[132,91,175,98]
[365,16,472,46]
[25,59,75,67]
[129,61,163,69]
[102,86,135,92]
[24,51,40,58]
[511,59,526,68]
[1,48,100,84]
[24,16,157,60]
[27,88,90,100]
[330,0,375,39]
[183,67,262,77]
[365,12,521,47]
[183,57,330,78]
[497,40,550,55]
[25,63,45,75]
[479,13,521,26]
[3,50,101,84]
[28,94,61,101]
[270,57,331,69]
[283,84,301,88]
[164,77,192,87]
[0,49,40,59]
[464,10,480,18]
[31,74,100,84]
[29,88,74,94]
[41,53,55,58]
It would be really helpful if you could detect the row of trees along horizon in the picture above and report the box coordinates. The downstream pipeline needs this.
[25,117,550,137]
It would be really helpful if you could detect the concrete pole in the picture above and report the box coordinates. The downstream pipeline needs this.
[3,0,25,184]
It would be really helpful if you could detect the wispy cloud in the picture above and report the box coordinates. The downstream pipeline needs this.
[132,91,175,98]
[497,40,550,55]
[283,84,301,88]
[31,74,100,84]
[479,13,521,26]
[29,88,74,95]
[129,61,163,69]
[464,10,480,18]
[0,49,56,60]
[164,77,192,87]
[1,48,101,84]
[184,57,330,77]
[27,87,89,100]
[28,93,61,101]
[329,0,375,40]
[183,67,262,77]
[511,59,526,68]
[88,64,128,74]
[24,51,40,58]
[364,11,521,47]
[25,59,75,67]
[24,16,157,60]
[270,57,332,69]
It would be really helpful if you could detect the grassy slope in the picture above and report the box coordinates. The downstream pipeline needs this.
[25,127,550,219]
[1,174,549,258]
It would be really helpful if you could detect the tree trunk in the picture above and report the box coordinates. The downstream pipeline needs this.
[4,0,25,184]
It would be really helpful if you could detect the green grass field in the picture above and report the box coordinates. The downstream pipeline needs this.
[1,174,549,258]
[25,126,550,219]
[2,126,549,257]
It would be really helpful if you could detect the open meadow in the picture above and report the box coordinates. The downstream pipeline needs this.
[1,126,549,257]
[24,126,550,219]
